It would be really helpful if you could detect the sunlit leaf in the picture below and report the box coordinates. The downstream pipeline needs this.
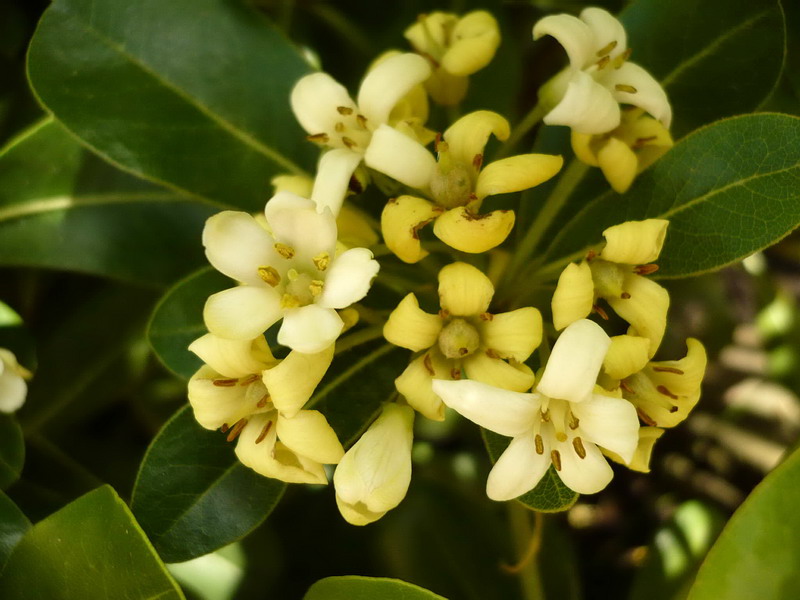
[304,576,448,600]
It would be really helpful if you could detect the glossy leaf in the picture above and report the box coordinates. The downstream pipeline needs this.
[304,576,447,600]
[0,491,30,570]
[27,0,315,209]
[148,268,230,379]
[547,114,800,278]
[0,118,218,286]
[0,416,24,490]
[621,0,785,138]
[131,405,285,563]
[482,430,578,512]
[687,446,800,600]
[0,485,184,599]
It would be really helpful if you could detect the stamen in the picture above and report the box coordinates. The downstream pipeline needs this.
[434,132,443,152]
[458,347,469,356]
[637,408,657,426]
[586,250,597,261]
[423,353,435,376]
[334,122,345,133]
[274,243,295,259]
[615,84,638,94]
[534,434,544,455]
[485,348,501,359]
[313,252,330,272]
[226,419,247,442]
[568,413,580,430]
[572,437,587,459]
[621,292,631,299]
[551,449,562,471]
[256,394,270,408]
[213,378,237,387]
[309,280,324,297]
[306,133,329,144]
[653,366,685,375]
[541,409,551,422]
[657,385,679,399]
[437,140,450,154]
[280,294,301,309]
[613,48,632,68]
[479,312,493,321]
[220,423,229,433]
[337,106,353,115]
[620,380,635,393]
[595,55,610,70]
[635,263,659,275]
[356,114,368,129]
[593,304,610,320]
[472,153,483,170]
[634,135,659,148]
[239,374,259,385]
[438,309,450,319]
[257,265,281,286]
[451,368,462,380]
[255,420,273,444]
[596,40,618,57]
[342,136,357,149]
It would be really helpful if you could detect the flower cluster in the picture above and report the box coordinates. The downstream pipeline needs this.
[187,6,705,526]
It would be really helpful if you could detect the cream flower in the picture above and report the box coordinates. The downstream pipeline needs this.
[333,403,414,525]
[202,192,379,354]
[291,53,431,215]
[0,348,31,414]
[533,7,671,135]
[385,262,542,421]
[572,107,673,193]
[405,11,500,105]
[187,333,342,484]
[369,110,562,262]
[552,219,670,356]
[433,319,640,499]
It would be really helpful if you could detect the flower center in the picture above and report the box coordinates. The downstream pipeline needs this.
[589,259,625,298]
[282,269,324,308]
[310,105,373,152]
[438,318,480,359]
[430,162,474,208]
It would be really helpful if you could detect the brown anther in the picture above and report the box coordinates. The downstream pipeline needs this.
[239,374,259,385]
[458,347,469,356]
[620,380,635,394]
[434,132,443,152]
[255,420,273,444]
[485,348,501,359]
[256,394,270,408]
[468,193,479,202]
[596,40,618,57]
[593,304,610,320]
[337,106,354,115]
[568,413,580,430]
[635,263,659,275]
[437,140,450,154]
[595,55,610,70]
[348,175,364,194]
[616,48,633,66]
[657,385,679,400]
[423,353,435,376]
[637,408,657,426]
[479,312,493,321]
[213,378,237,387]
[551,449,562,471]
[356,114,368,129]
[634,135,658,148]
[438,309,450,319]
[226,419,247,442]
[572,437,587,459]
[313,252,330,272]
[653,366,685,375]
[615,84,638,94]
[586,249,597,261]
[342,136,357,149]
[334,122,345,133]
[535,434,544,455]
[306,133,329,144]
[541,409,551,422]
[669,405,679,413]
[621,292,632,299]
[274,243,295,259]
[451,368,462,380]
[257,265,281,287]
[472,153,483,170]
[220,423,230,433]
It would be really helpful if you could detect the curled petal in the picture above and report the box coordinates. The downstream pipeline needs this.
[607,274,669,356]
[602,335,651,380]
[262,344,335,417]
[264,192,337,262]
[311,149,363,217]
[364,124,437,189]
[545,70,620,135]
[487,433,551,501]
[532,13,595,70]
[278,305,343,354]
[276,410,344,465]
[601,61,672,129]
[604,427,664,473]
[357,53,431,126]
[442,11,501,76]
[571,132,600,166]
[395,350,451,421]
[204,286,282,340]
[381,195,441,264]
[601,219,669,265]
[462,352,535,392]
[189,334,275,379]
[597,137,638,193]
[433,207,515,254]
[291,72,355,136]
[555,437,613,494]
[383,294,442,352]
[437,262,494,317]
[551,262,594,331]
[444,110,510,167]
[202,211,278,286]
[476,154,563,199]
[187,366,257,430]
[404,12,455,55]
[318,248,380,309]
[579,7,627,59]
[572,393,639,463]
[477,307,542,362]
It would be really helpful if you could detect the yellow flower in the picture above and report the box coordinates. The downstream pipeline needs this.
[0,348,31,414]
[384,262,542,420]
[572,108,673,193]
[369,110,562,262]
[405,11,501,105]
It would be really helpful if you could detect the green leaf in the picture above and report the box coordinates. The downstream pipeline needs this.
[687,445,800,600]
[0,491,30,571]
[482,430,578,512]
[546,114,800,278]
[621,0,785,138]
[131,405,285,564]
[27,0,315,210]
[304,576,448,600]
[148,268,230,380]
[0,416,24,490]
[0,118,218,286]
[0,485,184,599]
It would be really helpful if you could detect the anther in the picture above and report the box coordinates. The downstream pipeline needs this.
[306,133,329,144]
[220,423,229,433]
[309,280,324,297]
[657,385,679,399]
[434,133,443,152]
[255,420,273,444]
[226,419,247,442]
[595,55,610,70]
[423,353,435,376]
[437,140,450,154]
[573,437,587,459]
[637,408,657,426]
[615,84,638,94]
[342,136,357,149]
[551,449,562,471]
[356,114,368,129]
[257,266,281,286]
[239,374,259,385]
[485,348,501,359]
[213,378,237,387]
[337,106,353,115]
[313,252,330,272]
[472,153,483,170]
[479,312,493,321]
[634,135,658,148]
[621,292,631,299]
[438,309,450,319]
[586,250,597,261]
[593,304,609,320]
[256,394,270,408]
[535,434,544,455]
[274,243,295,259]
[653,366,685,375]
[596,40,618,57]
[620,380,634,393]
[541,409,551,422]
[334,122,345,133]
[458,348,469,356]
[635,263,659,275]
[451,368,462,380]
[614,48,632,68]
[568,413,580,430]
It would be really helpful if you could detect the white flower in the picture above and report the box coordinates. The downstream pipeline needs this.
[202,192,380,353]
[333,403,414,525]
[0,348,31,414]
[432,319,640,500]
[533,7,671,134]
[291,53,431,215]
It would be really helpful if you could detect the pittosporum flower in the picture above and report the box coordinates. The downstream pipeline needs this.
[187,333,343,484]
[433,319,640,499]
[404,10,500,105]
[333,403,415,525]
[202,192,379,354]
[533,7,671,134]
[0,348,31,414]
[384,262,542,421]
[368,110,562,262]
[291,53,431,215]
[552,218,670,356]
[572,107,673,193]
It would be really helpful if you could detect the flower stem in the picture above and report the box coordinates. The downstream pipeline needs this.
[505,503,546,600]
[496,102,547,159]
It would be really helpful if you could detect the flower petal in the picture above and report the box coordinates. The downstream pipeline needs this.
[601,219,669,265]
[486,433,551,501]
[310,149,363,217]
[337,203,379,249]
[262,344,335,417]
[532,13,595,70]
[381,195,441,264]
[291,72,355,136]
[277,410,344,464]
[383,294,442,352]
[572,393,639,462]
[602,335,651,380]
[444,110,510,167]
[477,307,542,362]
[318,247,380,309]
[271,174,314,197]
[364,124,437,189]
[462,352,535,392]
[433,206,515,254]
[571,132,600,166]
[555,438,613,494]
[437,262,494,317]
[187,366,258,430]
[597,137,638,193]
[357,53,431,126]
[264,192,337,262]
[604,426,664,473]
[278,305,343,354]
[601,62,672,129]
[204,285,282,340]
[476,154,563,199]
[579,7,627,58]
[551,262,595,331]
[0,369,27,414]
[188,334,275,379]
[395,350,451,421]
[431,379,540,437]
[442,11,501,76]
[202,211,278,286]
[545,70,620,134]
[606,273,669,356]
[404,12,454,55]
[537,319,611,403]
